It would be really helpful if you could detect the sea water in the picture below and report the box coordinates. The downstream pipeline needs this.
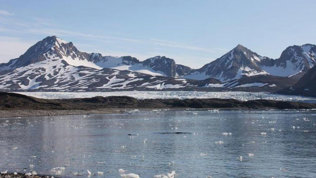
[0,110,316,177]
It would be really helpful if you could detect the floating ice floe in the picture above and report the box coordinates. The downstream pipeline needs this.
[121,173,140,178]
[154,171,176,178]
[1,170,8,174]
[87,170,92,176]
[50,167,66,175]
[303,117,310,122]
[215,140,224,145]
[119,169,140,178]
[248,153,254,157]
[29,164,35,169]
[200,153,207,157]
[73,171,81,176]
[260,132,267,136]
[222,132,232,136]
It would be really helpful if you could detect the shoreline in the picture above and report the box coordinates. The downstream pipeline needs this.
[1,107,316,118]
[0,109,127,118]
[0,173,54,178]
[2,92,316,118]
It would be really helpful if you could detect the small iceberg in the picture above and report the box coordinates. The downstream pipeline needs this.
[239,156,243,162]
[215,140,224,145]
[222,132,232,136]
[154,171,176,178]
[248,153,254,157]
[119,169,140,178]
[50,167,66,175]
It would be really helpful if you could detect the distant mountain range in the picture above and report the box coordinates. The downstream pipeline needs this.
[0,36,316,93]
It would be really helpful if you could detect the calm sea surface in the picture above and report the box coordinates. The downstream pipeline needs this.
[1,110,316,177]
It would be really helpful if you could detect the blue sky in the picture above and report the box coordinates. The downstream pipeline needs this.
[1,0,316,68]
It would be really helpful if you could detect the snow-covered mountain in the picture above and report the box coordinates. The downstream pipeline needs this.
[0,35,315,92]
[261,44,316,77]
[0,36,216,91]
[89,54,192,77]
[0,36,191,77]
[184,45,269,81]
[183,44,316,82]
[0,58,200,91]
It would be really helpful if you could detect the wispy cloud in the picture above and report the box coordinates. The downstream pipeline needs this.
[1,13,226,55]
[26,27,226,55]
[27,28,225,53]
[0,15,226,67]
[0,10,14,16]
[26,28,144,43]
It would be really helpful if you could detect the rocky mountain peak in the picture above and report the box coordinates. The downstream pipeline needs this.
[234,44,248,51]
[143,56,177,77]
[276,44,316,71]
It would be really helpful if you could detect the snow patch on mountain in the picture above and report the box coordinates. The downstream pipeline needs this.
[262,61,302,77]
[235,82,268,88]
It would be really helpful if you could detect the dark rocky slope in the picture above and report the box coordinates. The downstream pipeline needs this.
[280,65,316,97]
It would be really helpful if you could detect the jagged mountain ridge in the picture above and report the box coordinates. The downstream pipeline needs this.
[184,44,316,81]
[0,35,315,91]
[0,36,218,91]
[0,36,191,78]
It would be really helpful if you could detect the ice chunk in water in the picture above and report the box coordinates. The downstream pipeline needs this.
[248,153,254,157]
[31,171,37,175]
[120,173,140,178]
[87,169,92,176]
[119,169,126,174]
[222,132,232,136]
[260,132,267,136]
[29,164,35,169]
[25,172,32,176]
[154,171,176,178]
[303,117,310,122]
[215,141,224,145]
[239,156,243,162]
[1,170,8,174]
[119,169,140,178]
[50,167,65,175]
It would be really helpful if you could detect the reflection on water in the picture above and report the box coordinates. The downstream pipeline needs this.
[1,110,316,177]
